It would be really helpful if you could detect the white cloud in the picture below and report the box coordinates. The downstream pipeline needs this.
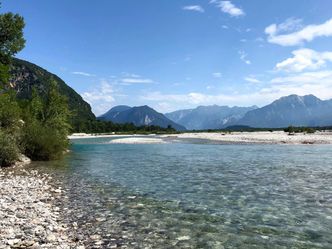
[140,66,332,112]
[142,72,332,112]
[81,80,117,115]
[122,73,141,78]
[183,5,204,13]
[271,70,332,85]
[264,70,332,100]
[265,18,302,36]
[212,72,222,78]
[210,0,245,17]
[222,25,229,29]
[276,48,332,72]
[244,76,261,83]
[266,18,332,46]
[72,71,96,77]
[239,50,251,65]
[120,78,154,84]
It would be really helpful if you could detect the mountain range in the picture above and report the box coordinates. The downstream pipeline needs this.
[237,94,332,128]
[99,105,186,131]
[165,105,257,130]
[101,94,332,130]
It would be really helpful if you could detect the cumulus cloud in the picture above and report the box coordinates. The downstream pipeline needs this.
[81,80,117,115]
[140,66,332,112]
[266,18,332,46]
[210,0,245,17]
[72,71,96,77]
[276,48,332,72]
[183,5,205,13]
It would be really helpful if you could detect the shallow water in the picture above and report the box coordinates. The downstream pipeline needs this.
[28,137,332,248]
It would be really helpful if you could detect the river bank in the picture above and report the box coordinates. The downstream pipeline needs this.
[0,166,84,249]
[69,131,332,144]
[167,131,332,144]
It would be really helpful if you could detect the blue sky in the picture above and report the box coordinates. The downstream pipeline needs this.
[2,0,332,115]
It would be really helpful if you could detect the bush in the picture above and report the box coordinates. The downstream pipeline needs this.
[0,131,20,166]
[284,126,316,134]
[22,120,69,161]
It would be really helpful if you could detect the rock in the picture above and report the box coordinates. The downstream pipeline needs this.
[46,234,57,242]
[7,239,19,246]
[90,234,101,240]
[96,217,106,222]
[177,236,191,241]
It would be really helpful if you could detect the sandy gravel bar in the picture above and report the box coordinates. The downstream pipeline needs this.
[108,137,167,144]
[164,131,332,144]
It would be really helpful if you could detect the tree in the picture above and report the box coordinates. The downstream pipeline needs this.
[0,10,25,87]
[22,82,71,161]
[0,5,25,166]
[43,81,71,136]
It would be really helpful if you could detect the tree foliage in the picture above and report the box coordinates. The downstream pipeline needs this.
[22,83,71,160]
[0,11,25,86]
[0,5,25,166]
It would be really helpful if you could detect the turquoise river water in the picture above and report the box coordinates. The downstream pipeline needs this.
[28,137,332,248]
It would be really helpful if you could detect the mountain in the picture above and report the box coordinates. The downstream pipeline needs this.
[165,105,258,130]
[9,58,95,130]
[99,105,131,121]
[237,94,332,128]
[99,105,186,131]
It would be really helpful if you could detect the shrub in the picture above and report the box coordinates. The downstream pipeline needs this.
[22,120,69,161]
[0,130,20,166]
[304,127,315,134]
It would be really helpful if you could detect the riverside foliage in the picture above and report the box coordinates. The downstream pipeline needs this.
[0,6,71,166]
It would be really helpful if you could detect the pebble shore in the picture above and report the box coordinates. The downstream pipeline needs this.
[0,167,84,249]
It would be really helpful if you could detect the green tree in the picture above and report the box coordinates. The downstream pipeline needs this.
[0,10,25,87]
[0,5,25,166]
[43,81,71,136]
[22,82,71,160]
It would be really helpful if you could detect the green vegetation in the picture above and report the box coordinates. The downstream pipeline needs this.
[0,6,72,166]
[11,58,96,132]
[0,10,25,86]
[0,5,25,166]
[184,125,330,134]
[79,119,176,134]
[21,82,71,160]
[284,126,316,134]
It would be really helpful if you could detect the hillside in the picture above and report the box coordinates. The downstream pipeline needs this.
[237,94,332,128]
[99,105,186,131]
[10,58,96,130]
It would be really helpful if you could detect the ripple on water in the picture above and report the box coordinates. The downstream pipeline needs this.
[26,140,332,248]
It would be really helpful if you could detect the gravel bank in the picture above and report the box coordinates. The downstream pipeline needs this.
[164,131,332,144]
[0,168,84,249]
